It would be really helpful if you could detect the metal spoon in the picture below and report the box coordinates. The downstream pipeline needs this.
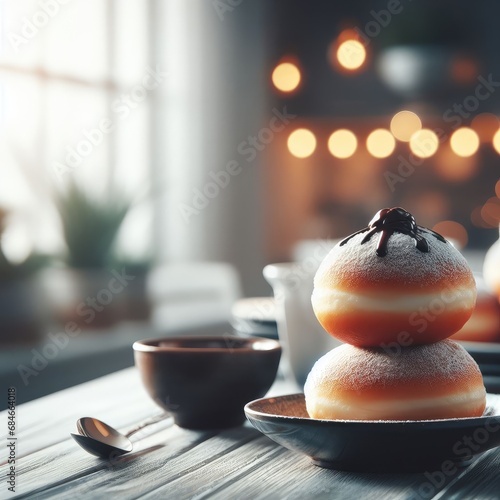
[71,414,168,459]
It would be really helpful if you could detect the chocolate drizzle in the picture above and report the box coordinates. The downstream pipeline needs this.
[339,207,447,257]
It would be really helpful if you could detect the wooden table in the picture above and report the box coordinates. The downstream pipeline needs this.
[3,368,500,500]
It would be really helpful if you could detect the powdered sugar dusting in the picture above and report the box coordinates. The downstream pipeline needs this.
[305,340,481,390]
[315,230,473,290]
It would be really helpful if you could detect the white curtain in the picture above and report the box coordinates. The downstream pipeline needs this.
[151,0,268,295]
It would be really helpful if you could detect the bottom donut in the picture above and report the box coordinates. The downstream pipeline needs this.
[304,339,486,421]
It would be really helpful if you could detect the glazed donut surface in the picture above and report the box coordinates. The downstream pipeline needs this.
[304,340,486,421]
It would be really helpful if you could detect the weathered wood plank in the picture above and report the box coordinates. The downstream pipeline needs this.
[189,444,436,500]
[11,421,208,499]
[5,364,500,500]
[139,433,285,499]
[432,448,500,499]
[0,368,159,460]
[1,368,293,461]
[18,426,261,499]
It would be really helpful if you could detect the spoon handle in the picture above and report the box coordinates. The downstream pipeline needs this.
[125,413,170,438]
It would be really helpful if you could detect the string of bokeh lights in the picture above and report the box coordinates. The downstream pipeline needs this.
[283,111,496,160]
[271,32,500,240]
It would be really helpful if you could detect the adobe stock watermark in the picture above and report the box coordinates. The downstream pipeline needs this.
[380,284,472,356]
[177,106,296,223]
[338,1,407,67]
[8,0,72,53]
[212,0,243,21]
[384,73,500,192]
[281,239,334,294]
[261,238,335,309]
[223,332,242,353]
[333,0,418,69]
[409,416,500,499]
[52,65,167,179]
[17,268,135,386]
[354,0,409,48]
[443,74,500,127]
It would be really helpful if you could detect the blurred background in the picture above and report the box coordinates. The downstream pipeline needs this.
[1,0,500,405]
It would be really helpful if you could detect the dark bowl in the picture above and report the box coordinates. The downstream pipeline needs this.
[133,336,281,430]
[245,393,500,472]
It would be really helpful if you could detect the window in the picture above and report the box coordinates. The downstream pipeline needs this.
[0,0,152,262]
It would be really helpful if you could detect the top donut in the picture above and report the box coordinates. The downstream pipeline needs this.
[312,208,476,347]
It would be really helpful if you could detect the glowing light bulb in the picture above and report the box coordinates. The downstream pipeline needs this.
[492,128,500,154]
[272,62,301,92]
[409,129,439,158]
[328,129,357,159]
[336,40,366,71]
[450,128,479,157]
[287,129,316,158]
[366,129,396,158]
[390,111,422,142]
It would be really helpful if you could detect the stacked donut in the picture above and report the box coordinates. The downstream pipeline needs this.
[450,277,500,343]
[305,208,486,421]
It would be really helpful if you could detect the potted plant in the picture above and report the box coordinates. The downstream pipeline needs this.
[40,183,133,329]
[56,182,131,270]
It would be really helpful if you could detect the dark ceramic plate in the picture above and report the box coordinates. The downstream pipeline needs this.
[245,393,500,472]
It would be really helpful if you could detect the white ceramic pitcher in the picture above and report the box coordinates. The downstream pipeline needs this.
[263,240,341,387]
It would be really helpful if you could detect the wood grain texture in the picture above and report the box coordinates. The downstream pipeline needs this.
[3,367,500,500]
[0,368,159,459]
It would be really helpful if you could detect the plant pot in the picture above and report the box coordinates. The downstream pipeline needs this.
[38,267,126,330]
[115,270,151,322]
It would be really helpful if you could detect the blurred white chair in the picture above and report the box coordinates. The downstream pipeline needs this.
[147,262,242,332]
